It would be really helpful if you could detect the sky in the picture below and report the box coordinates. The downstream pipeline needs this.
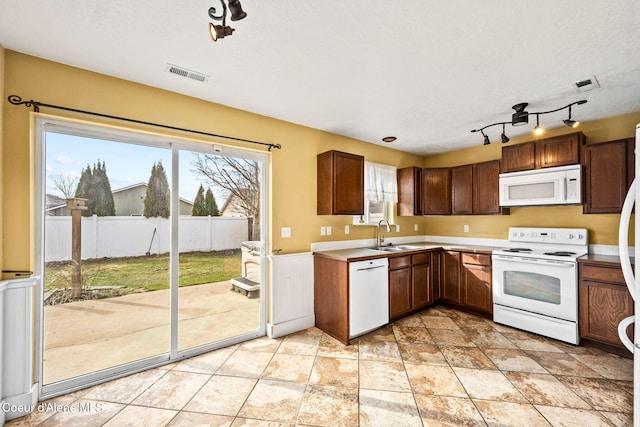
[45,132,223,205]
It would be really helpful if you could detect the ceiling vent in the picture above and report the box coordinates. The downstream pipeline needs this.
[165,63,209,83]
[573,76,600,92]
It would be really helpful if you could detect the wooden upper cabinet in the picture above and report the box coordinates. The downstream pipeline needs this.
[423,168,452,215]
[317,150,364,215]
[473,160,503,215]
[583,138,635,214]
[451,165,473,215]
[502,141,536,173]
[536,132,585,169]
[501,132,585,173]
[397,167,423,216]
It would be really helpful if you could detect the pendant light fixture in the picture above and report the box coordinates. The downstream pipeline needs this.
[472,100,587,145]
[208,0,247,42]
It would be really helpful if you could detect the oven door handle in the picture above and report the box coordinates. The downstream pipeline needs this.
[493,256,575,267]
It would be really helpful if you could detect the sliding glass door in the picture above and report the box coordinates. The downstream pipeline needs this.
[36,118,267,397]
[176,149,264,352]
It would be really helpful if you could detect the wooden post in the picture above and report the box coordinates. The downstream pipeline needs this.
[66,198,88,299]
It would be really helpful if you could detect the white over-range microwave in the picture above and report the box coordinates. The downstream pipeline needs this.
[499,164,582,207]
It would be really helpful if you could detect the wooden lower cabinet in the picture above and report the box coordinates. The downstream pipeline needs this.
[389,256,412,320]
[314,256,350,344]
[389,253,433,320]
[441,250,492,315]
[441,251,462,305]
[579,259,634,354]
[412,252,432,309]
[431,251,442,301]
[462,253,492,314]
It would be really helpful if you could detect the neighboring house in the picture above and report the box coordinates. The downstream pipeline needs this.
[45,183,194,216]
[112,183,194,216]
[220,189,257,217]
[45,194,69,216]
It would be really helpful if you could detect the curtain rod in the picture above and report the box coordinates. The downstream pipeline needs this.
[7,95,282,151]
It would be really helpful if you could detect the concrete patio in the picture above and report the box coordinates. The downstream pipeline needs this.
[43,281,261,384]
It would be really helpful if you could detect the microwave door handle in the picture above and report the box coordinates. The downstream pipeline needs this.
[562,177,567,201]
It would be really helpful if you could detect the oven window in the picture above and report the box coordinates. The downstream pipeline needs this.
[503,271,561,304]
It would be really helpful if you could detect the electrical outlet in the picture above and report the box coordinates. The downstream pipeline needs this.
[414,224,419,232]
[345,225,350,234]
[320,226,326,236]
[281,227,291,238]
[326,226,332,236]
[464,224,470,233]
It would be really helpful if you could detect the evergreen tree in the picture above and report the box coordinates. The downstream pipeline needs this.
[205,188,220,216]
[74,161,115,216]
[93,161,116,216]
[192,185,206,216]
[143,161,170,218]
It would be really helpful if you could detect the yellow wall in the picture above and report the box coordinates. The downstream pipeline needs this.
[423,113,640,244]
[1,51,425,271]
[2,50,640,275]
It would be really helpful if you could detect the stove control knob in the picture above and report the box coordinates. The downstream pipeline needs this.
[567,234,574,239]
[519,232,525,237]
[577,234,584,240]
[512,231,518,237]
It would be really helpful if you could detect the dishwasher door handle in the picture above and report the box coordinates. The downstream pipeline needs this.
[356,265,387,272]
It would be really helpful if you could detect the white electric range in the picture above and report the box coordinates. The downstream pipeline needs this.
[492,227,588,344]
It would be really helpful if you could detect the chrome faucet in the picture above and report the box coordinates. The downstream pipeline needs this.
[376,219,391,248]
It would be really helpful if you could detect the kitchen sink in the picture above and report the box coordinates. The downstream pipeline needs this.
[371,245,424,252]
[373,246,405,252]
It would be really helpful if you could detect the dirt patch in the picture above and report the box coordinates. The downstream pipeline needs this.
[45,287,129,306]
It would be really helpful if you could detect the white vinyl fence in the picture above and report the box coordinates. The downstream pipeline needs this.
[45,215,249,262]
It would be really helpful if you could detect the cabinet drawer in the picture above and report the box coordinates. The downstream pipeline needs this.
[412,252,430,265]
[579,264,625,285]
[389,255,411,270]
[461,253,491,266]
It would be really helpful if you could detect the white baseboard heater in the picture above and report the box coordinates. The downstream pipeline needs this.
[267,252,314,338]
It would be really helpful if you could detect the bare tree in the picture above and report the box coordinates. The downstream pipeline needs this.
[51,172,79,199]
[192,154,260,240]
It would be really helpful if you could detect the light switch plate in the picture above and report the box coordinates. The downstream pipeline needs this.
[396,225,400,232]
[320,226,326,236]
[326,226,332,236]
[281,227,292,238]
[414,224,419,232]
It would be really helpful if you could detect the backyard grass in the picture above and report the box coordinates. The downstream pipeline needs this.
[44,251,242,293]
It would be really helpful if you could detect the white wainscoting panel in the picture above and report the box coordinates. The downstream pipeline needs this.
[1,277,38,425]
[268,253,314,338]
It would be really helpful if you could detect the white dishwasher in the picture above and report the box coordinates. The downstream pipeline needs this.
[349,257,389,338]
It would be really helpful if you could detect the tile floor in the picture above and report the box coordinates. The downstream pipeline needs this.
[6,305,634,426]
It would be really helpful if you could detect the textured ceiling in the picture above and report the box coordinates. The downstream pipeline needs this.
[1,0,640,155]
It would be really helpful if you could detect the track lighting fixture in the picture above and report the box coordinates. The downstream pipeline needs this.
[563,105,580,128]
[471,100,587,146]
[500,123,509,144]
[482,130,490,146]
[208,0,247,42]
[533,114,544,135]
